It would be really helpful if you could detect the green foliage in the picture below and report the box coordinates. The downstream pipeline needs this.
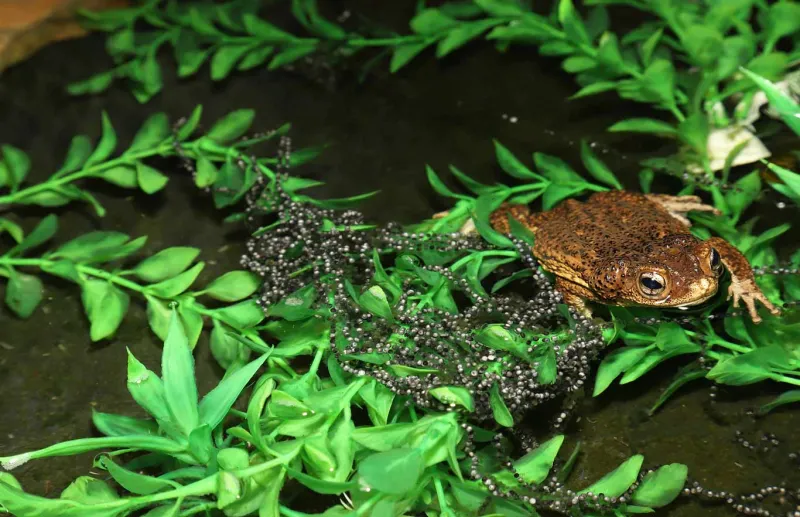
[76,0,800,182]
[0,311,688,515]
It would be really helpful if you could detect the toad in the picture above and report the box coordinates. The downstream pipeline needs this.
[435,191,780,323]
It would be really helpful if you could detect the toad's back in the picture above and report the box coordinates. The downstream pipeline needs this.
[530,191,690,272]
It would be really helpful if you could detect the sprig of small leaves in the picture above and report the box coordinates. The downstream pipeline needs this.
[0,214,270,368]
[0,106,318,217]
[77,0,800,178]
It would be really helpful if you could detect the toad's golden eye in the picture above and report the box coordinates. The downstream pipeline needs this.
[710,248,722,275]
[639,272,666,297]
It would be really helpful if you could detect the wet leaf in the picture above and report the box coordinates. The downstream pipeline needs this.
[134,247,201,283]
[429,386,474,412]
[513,434,565,485]
[5,271,43,318]
[202,270,261,302]
[136,162,169,194]
[580,455,644,497]
[358,448,424,495]
[632,463,688,508]
[162,312,199,436]
[489,383,513,427]
[207,109,255,144]
[199,352,270,430]
[128,113,170,153]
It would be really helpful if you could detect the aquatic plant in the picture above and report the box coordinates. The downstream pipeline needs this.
[4,110,797,515]
[72,0,800,177]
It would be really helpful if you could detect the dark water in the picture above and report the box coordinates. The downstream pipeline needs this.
[0,2,797,515]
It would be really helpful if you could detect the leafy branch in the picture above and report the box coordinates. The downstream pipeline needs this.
[0,106,320,218]
[74,0,800,177]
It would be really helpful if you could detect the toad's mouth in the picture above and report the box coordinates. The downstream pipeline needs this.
[673,291,718,309]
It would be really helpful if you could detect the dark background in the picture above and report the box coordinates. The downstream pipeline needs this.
[0,1,798,515]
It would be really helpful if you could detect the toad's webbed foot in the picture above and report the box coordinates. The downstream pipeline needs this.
[707,237,781,324]
[727,280,781,324]
[645,194,721,227]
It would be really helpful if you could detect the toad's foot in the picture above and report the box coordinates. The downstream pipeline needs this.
[645,194,721,227]
[432,210,476,234]
[727,279,781,324]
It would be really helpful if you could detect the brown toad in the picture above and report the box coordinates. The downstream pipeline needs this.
[436,191,780,323]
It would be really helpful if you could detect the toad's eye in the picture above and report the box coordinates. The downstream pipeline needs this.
[710,248,722,274]
[639,272,667,297]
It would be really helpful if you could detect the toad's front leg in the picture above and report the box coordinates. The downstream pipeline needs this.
[555,277,594,320]
[707,237,781,323]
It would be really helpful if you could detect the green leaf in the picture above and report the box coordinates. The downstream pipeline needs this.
[513,434,565,485]
[678,112,709,155]
[494,140,542,181]
[177,105,203,141]
[580,140,622,189]
[558,0,590,44]
[243,14,295,41]
[207,109,256,144]
[214,299,265,329]
[358,448,425,495]
[128,113,169,153]
[162,312,199,436]
[91,410,158,437]
[489,382,514,427]
[50,231,130,262]
[580,455,644,497]
[56,135,92,174]
[436,20,499,58]
[359,285,394,320]
[608,118,677,136]
[145,262,205,298]
[5,271,43,318]
[97,455,175,495]
[125,348,172,426]
[87,112,118,165]
[199,352,270,430]
[99,165,138,189]
[268,44,317,69]
[134,247,201,283]
[725,171,761,221]
[390,41,434,73]
[594,346,653,396]
[426,165,466,199]
[67,71,115,95]
[682,25,723,67]
[6,214,58,257]
[533,153,584,183]
[428,386,475,411]
[741,67,800,136]
[202,270,261,302]
[61,477,119,505]
[210,320,249,370]
[211,45,254,80]
[707,345,789,386]
[0,218,23,243]
[81,279,130,341]
[1,144,31,189]
[570,81,618,99]
[763,1,800,51]
[136,162,169,194]
[195,155,218,188]
[759,389,800,415]
[632,463,688,508]
[410,9,458,34]
[286,467,357,495]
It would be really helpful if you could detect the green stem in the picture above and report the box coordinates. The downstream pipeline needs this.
[0,143,173,206]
